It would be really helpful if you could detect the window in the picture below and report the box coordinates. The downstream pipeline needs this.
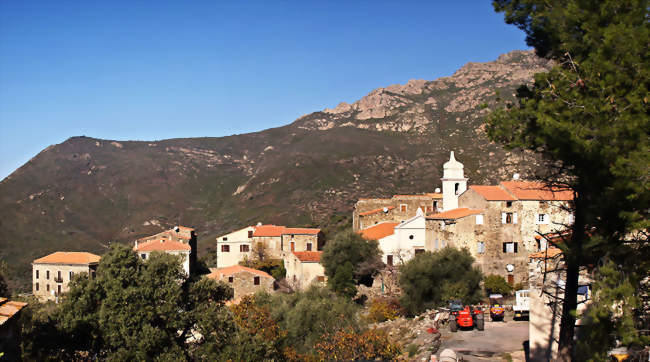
[46,270,50,280]
[141,253,147,260]
[248,230,253,238]
[222,237,228,241]
[306,243,312,251]
[57,271,62,280]
[317,276,325,282]
[386,255,393,266]
[536,213,549,224]
[36,270,39,279]
[455,183,460,195]
[426,206,433,213]
[46,284,50,291]
[502,212,517,224]
[240,244,250,252]
[221,245,230,252]
[507,275,514,285]
[415,249,425,255]
[290,242,295,252]
[477,242,486,254]
[475,214,484,225]
[506,201,513,207]
[502,242,518,253]
[35,283,39,291]
[433,201,439,209]
[400,204,407,212]
[228,276,234,283]
[57,285,61,294]
[69,271,74,279]
[254,276,260,285]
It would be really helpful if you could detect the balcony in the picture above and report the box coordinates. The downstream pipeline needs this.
[54,276,63,283]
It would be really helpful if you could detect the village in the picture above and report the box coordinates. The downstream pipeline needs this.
[1,151,592,361]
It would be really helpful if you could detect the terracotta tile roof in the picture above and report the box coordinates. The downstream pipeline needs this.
[137,227,193,242]
[252,225,286,237]
[529,247,563,259]
[33,252,101,265]
[469,185,517,201]
[134,239,191,252]
[283,228,321,235]
[359,206,395,216]
[425,193,444,199]
[360,222,399,240]
[392,194,435,199]
[177,226,195,231]
[293,251,322,262]
[0,298,28,326]
[426,208,483,220]
[207,265,273,280]
[500,181,573,201]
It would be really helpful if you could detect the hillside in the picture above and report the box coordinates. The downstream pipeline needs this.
[0,50,552,290]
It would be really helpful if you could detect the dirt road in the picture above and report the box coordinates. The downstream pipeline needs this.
[438,319,529,361]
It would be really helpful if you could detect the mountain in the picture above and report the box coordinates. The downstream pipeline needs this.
[0,50,552,290]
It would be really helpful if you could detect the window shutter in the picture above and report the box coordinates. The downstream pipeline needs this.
[513,213,518,224]
[514,243,518,253]
[501,213,507,224]
[503,243,507,253]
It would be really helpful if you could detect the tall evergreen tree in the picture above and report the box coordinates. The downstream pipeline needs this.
[490,0,649,359]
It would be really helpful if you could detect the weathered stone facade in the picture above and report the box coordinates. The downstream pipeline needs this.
[207,265,274,301]
[353,194,442,231]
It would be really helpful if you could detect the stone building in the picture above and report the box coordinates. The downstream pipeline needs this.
[0,298,28,360]
[353,194,442,231]
[32,252,101,301]
[215,224,324,268]
[134,238,192,276]
[136,226,197,275]
[284,251,326,290]
[206,265,274,301]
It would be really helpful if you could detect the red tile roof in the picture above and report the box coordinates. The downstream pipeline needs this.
[134,239,191,252]
[425,193,444,199]
[469,185,517,201]
[207,265,273,280]
[529,247,563,259]
[293,251,322,262]
[500,181,573,201]
[33,252,101,265]
[284,228,321,235]
[359,206,395,216]
[0,298,28,326]
[426,208,483,220]
[252,225,286,237]
[392,194,436,199]
[360,222,399,240]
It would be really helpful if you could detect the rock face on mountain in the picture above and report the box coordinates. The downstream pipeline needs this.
[0,50,552,290]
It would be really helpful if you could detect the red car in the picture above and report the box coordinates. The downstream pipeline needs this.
[449,305,484,332]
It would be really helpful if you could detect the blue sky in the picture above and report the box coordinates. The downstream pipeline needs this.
[0,1,527,180]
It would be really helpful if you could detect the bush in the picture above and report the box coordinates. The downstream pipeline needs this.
[313,328,401,361]
[399,247,483,315]
[484,274,513,295]
[367,297,401,323]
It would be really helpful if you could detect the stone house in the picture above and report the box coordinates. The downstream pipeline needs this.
[134,238,192,276]
[216,224,324,268]
[0,298,28,360]
[353,194,442,231]
[206,265,274,301]
[32,252,101,301]
[136,226,197,275]
[284,251,326,290]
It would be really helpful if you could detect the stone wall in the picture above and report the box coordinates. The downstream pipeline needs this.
[281,234,319,253]
[354,195,440,230]
[32,263,96,301]
[223,270,274,300]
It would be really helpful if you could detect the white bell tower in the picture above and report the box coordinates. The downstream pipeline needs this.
[441,151,467,210]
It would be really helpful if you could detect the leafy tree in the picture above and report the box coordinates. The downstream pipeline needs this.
[0,259,10,297]
[399,247,483,315]
[313,328,401,361]
[483,274,513,295]
[490,0,648,358]
[321,230,383,292]
[329,261,357,298]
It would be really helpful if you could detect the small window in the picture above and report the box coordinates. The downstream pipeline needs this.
[317,276,325,282]
[455,183,460,195]
[35,283,39,291]
[415,249,425,255]
[506,201,513,207]
[57,285,61,294]
[502,242,518,253]
[400,204,407,212]
[409,235,414,240]
[476,215,484,225]
[387,255,393,266]
[240,244,250,252]
[433,201,439,209]
[254,276,260,285]
[46,270,50,280]
[248,230,253,238]
[222,237,228,241]
[290,242,295,252]
[57,271,62,280]
[228,276,234,283]
[47,284,50,291]
[36,270,39,279]
[502,212,516,224]
[477,242,486,254]
[306,243,312,251]
[69,271,74,279]
[537,214,548,224]
[221,245,230,252]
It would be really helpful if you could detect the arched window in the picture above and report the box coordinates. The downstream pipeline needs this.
[454,183,460,195]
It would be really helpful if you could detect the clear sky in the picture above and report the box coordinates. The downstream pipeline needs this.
[0,1,527,180]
